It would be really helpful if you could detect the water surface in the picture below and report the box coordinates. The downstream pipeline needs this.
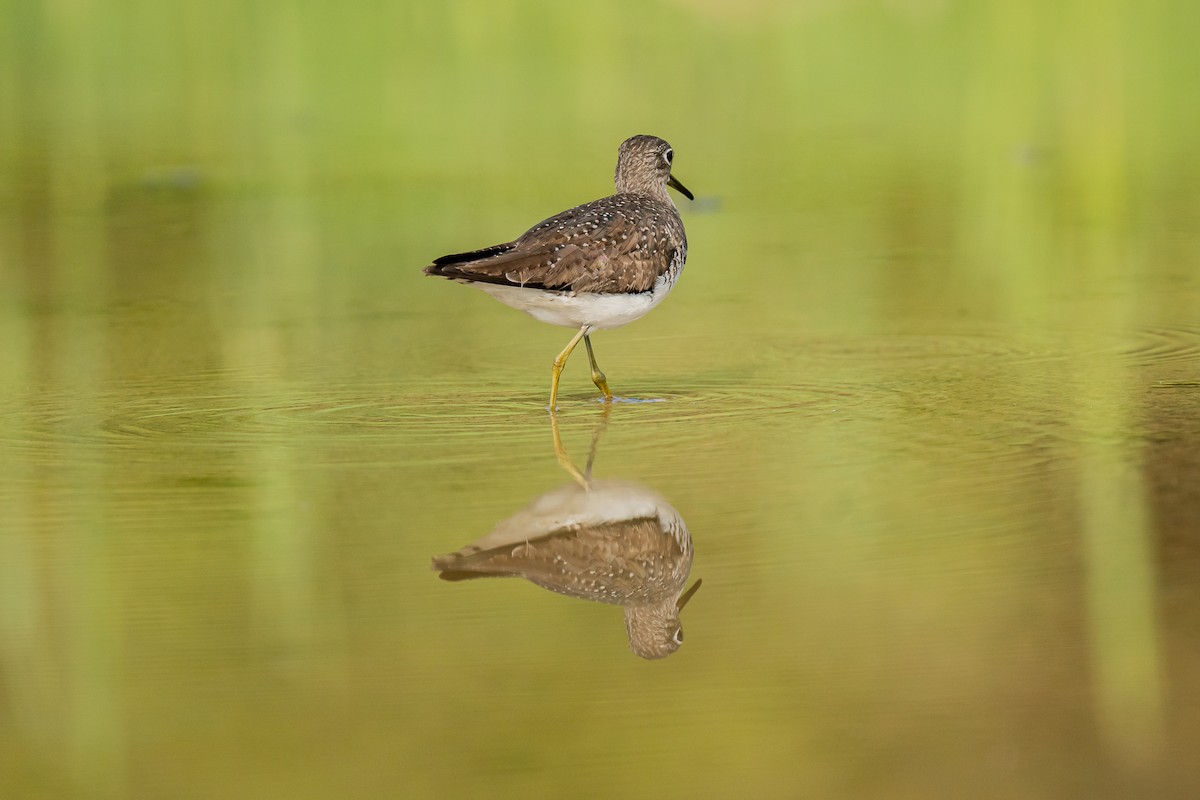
[3,2,1200,798]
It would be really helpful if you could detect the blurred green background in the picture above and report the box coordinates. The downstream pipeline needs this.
[5,0,1198,284]
[3,1,1200,798]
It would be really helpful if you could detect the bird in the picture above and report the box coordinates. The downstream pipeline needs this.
[431,479,701,659]
[423,135,693,410]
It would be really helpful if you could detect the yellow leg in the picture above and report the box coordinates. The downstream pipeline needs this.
[584,334,613,402]
[550,325,589,412]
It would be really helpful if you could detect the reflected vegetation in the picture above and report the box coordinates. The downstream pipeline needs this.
[432,414,701,659]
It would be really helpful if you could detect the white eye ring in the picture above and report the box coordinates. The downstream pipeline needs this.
[673,628,684,644]
[663,149,673,165]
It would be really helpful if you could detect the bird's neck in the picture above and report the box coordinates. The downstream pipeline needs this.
[616,183,672,207]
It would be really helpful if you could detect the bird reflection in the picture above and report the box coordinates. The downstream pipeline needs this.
[431,412,700,659]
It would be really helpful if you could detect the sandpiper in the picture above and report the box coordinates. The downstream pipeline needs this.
[423,135,693,410]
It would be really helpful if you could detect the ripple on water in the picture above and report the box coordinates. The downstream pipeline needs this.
[97,387,553,445]
[0,384,545,460]
[0,373,896,470]
[787,331,1064,366]
[8,323,1197,464]
[765,324,1200,370]
[1122,324,1200,365]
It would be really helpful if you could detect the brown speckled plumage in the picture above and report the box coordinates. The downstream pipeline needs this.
[424,135,690,295]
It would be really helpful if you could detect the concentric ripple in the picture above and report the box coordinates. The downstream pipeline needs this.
[1122,324,1200,365]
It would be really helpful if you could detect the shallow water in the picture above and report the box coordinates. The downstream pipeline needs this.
[5,211,1199,799]
[4,2,1200,798]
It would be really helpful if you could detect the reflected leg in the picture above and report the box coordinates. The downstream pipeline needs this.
[549,412,589,487]
[549,400,611,487]
[583,334,613,402]
[550,325,590,412]
[584,403,612,477]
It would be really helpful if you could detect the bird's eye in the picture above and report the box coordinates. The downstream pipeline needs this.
[663,149,674,165]
[673,627,684,645]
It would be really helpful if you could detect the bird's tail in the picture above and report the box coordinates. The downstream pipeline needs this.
[423,243,516,276]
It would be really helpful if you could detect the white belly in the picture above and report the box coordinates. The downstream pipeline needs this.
[470,273,676,330]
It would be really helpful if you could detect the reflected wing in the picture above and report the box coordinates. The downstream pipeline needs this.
[431,517,684,604]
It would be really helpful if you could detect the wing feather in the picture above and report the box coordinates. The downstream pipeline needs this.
[423,194,684,294]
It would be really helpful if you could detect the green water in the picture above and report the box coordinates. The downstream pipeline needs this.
[3,1,1200,798]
